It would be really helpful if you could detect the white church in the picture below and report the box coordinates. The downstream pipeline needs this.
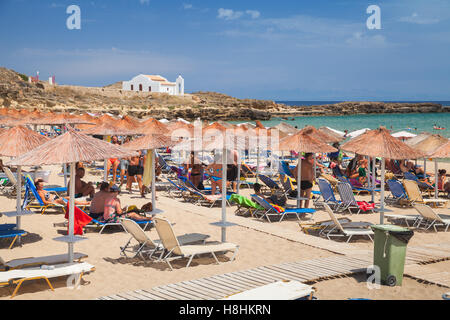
[122,74,184,96]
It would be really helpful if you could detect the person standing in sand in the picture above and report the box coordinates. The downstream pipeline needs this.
[292,153,314,209]
[126,150,145,197]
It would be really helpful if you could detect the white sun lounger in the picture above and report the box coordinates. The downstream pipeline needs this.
[222,280,315,300]
[0,262,95,298]
[385,214,421,227]
[0,253,88,270]
[413,204,450,232]
[323,204,374,242]
[120,218,210,260]
[153,217,239,271]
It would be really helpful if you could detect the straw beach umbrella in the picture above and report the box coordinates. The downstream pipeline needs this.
[279,128,337,207]
[139,118,170,135]
[429,141,450,159]
[7,128,138,262]
[123,134,176,211]
[0,126,50,239]
[341,127,424,223]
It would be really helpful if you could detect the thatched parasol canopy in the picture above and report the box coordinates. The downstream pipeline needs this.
[139,118,170,135]
[0,126,50,157]
[81,121,140,136]
[341,127,424,160]
[429,141,450,159]
[166,121,195,138]
[122,134,177,151]
[278,127,337,153]
[405,132,432,147]
[318,126,345,142]
[27,112,95,125]
[273,122,298,135]
[7,129,138,166]
[407,134,448,157]
[300,126,341,144]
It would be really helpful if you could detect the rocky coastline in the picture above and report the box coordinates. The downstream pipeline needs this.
[0,67,447,121]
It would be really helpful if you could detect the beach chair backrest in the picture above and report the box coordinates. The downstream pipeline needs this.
[3,167,17,186]
[387,180,407,199]
[318,179,337,202]
[121,218,154,246]
[403,171,419,182]
[323,204,345,232]
[280,161,293,177]
[259,174,278,190]
[250,194,274,212]
[167,178,185,191]
[403,179,422,202]
[413,204,442,222]
[280,175,293,193]
[154,217,182,255]
[25,175,45,206]
[337,182,357,205]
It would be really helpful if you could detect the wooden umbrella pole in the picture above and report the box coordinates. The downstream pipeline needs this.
[16,165,22,244]
[151,149,156,209]
[68,162,75,263]
[313,154,317,183]
[221,147,227,243]
[379,158,385,225]
[297,152,302,208]
[256,145,260,183]
[236,150,242,195]
[434,159,438,199]
[372,157,376,203]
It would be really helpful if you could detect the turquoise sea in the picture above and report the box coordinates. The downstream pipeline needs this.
[234,112,450,138]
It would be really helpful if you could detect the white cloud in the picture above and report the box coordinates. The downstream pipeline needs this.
[246,10,260,19]
[139,0,150,5]
[183,3,193,10]
[217,8,244,21]
[399,12,440,24]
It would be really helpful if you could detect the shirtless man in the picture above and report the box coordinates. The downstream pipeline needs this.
[126,150,144,197]
[67,167,95,198]
[292,153,314,208]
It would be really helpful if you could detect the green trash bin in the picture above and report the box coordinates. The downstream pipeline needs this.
[371,224,414,286]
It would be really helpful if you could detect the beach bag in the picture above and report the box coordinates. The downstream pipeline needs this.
[126,205,140,214]
[140,202,153,213]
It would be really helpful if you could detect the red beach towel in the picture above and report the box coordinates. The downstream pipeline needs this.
[65,205,92,235]
[357,201,375,212]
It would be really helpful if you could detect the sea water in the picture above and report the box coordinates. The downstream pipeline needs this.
[232,111,450,138]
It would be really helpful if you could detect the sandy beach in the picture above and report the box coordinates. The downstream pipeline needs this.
[0,158,449,300]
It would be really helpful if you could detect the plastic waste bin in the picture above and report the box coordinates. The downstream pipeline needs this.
[371,224,414,286]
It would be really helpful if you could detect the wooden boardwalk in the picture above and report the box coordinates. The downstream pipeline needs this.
[98,255,370,300]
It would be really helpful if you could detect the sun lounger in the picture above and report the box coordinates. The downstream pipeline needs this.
[1,167,18,196]
[228,194,264,217]
[386,179,412,207]
[259,174,281,194]
[22,175,66,214]
[153,217,239,271]
[317,178,342,210]
[403,179,448,208]
[337,182,375,214]
[120,218,210,260]
[251,194,315,223]
[0,262,95,298]
[404,172,434,194]
[241,163,257,179]
[385,214,420,227]
[181,180,232,208]
[0,228,27,249]
[322,204,374,242]
[222,280,315,300]
[0,253,88,270]
[413,204,450,232]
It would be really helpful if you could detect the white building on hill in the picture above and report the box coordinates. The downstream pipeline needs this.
[122,74,184,95]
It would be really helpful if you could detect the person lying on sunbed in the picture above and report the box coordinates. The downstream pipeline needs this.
[35,179,89,207]
[102,185,152,223]
[253,183,286,207]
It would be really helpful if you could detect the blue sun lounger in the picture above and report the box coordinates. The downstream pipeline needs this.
[0,229,27,249]
[251,194,315,223]
[317,179,342,210]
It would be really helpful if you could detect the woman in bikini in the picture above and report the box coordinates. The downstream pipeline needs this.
[186,152,204,189]
[35,179,89,207]
[106,136,121,185]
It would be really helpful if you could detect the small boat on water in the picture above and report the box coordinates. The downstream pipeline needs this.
[433,126,446,130]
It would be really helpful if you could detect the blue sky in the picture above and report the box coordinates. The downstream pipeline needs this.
[1,0,450,100]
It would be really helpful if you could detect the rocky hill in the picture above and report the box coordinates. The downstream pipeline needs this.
[0,67,447,121]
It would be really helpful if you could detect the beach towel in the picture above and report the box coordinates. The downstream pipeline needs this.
[65,205,92,235]
[271,204,285,213]
[143,149,153,186]
[356,201,375,212]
